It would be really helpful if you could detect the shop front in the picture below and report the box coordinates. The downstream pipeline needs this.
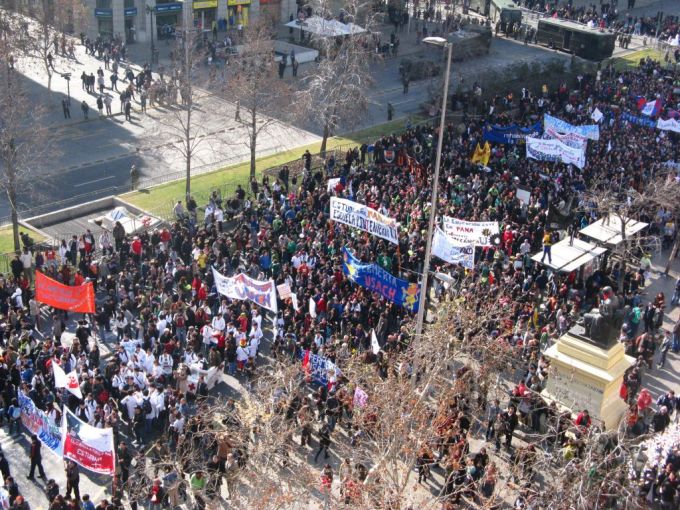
[155,1,183,38]
[124,6,138,42]
[227,0,250,28]
[193,0,217,30]
[94,8,114,39]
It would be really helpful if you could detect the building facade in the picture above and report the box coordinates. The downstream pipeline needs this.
[83,0,262,43]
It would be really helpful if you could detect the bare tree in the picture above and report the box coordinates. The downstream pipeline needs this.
[226,20,293,179]
[295,2,376,153]
[0,55,52,251]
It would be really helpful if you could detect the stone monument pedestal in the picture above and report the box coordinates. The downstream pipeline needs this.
[541,331,634,430]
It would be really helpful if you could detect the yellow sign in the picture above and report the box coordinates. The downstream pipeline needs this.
[193,0,217,8]
[227,0,250,5]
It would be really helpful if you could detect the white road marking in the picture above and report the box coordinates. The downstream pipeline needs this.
[73,175,117,187]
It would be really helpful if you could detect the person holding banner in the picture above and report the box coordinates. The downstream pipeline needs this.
[27,435,46,481]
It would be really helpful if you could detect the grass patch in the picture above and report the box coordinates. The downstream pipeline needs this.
[0,225,47,272]
[611,48,664,70]
[122,115,427,214]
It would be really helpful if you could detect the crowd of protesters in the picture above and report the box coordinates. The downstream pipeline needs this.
[3,41,680,510]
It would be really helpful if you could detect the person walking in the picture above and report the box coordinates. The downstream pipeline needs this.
[62,98,70,119]
[140,91,147,114]
[97,96,104,116]
[387,102,394,121]
[124,100,132,121]
[65,460,80,501]
[27,435,46,480]
[110,72,118,91]
[314,423,331,462]
[81,100,89,120]
[104,95,112,116]
[292,58,299,78]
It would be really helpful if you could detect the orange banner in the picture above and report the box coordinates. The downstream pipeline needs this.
[35,271,95,314]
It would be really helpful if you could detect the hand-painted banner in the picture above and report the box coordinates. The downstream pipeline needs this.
[62,407,115,475]
[35,271,95,314]
[432,227,475,269]
[544,114,599,141]
[342,248,420,312]
[212,267,278,314]
[482,121,542,145]
[544,129,588,149]
[330,197,399,245]
[442,217,499,247]
[18,391,63,457]
[302,350,341,386]
[525,137,586,169]
[657,118,680,133]
[621,112,657,128]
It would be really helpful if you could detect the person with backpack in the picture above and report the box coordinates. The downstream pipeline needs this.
[141,390,155,436]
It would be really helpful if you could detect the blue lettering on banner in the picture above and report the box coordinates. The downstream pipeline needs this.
[94,8,113,17]
[342,248,420,312]
[482,121,543,145]
[544,114,600,141]
[124,7,138,15]
[621,112,657,129]
[18,391,63,456]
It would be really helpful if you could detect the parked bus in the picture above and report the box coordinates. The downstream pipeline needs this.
[536,18,616,60]
[469,0,522,25]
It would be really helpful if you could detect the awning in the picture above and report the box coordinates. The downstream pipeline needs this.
[531,237,607,273]
[284,16,366,37]
[579,215,648,246]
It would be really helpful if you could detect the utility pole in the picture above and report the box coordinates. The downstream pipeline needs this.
[183,0,192,198]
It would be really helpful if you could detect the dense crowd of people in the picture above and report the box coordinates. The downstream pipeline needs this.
[4,14,680,510]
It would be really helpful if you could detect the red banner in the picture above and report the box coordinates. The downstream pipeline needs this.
[35,271,95,314]
[62,408,115,475]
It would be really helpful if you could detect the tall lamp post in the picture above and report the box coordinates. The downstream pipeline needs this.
[145,4,155,66]
[414,36,453,338]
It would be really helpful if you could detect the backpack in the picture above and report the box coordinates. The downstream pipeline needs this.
[142,398,152,414]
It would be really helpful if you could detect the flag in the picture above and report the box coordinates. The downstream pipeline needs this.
[291,292,299,311]
[309,297,317,318]
[470,143,484,164]
[591,108,603,123]
[371,329,381,354]
[353,387,368,408]
[607,140,612,152]
[52,360,83,400]
[301,349,310,369]
[640,98,662,117]
[481,141,491,165]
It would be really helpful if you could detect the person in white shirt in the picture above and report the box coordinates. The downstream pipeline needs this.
[143,349,156,374]
[132,367,148,390]
[236,341,249,371]
[251,310,262,331]
[184,350,199,366]
[157,314,168,336]
[211,314,226,333]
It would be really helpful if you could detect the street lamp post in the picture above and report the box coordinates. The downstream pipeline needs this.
[414,36,453,339]
[145,4,155,66]
[61,72,71,104]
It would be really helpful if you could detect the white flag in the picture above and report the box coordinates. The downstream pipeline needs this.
[371,329,380,354]
[291,293,299,311]
[591,108,603,123]
[309,297,317,318]
[52,360,83,400]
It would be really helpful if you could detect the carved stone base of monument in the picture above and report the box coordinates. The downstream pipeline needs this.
[541,330,634,430]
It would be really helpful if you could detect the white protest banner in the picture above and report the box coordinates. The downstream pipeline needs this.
[309,297,317,318]
[525,137,586,169]
[516,187,531,205]
[544,129,588,149]
[544,113,599,141]
[212,267,278,314]
[277,283,292,300]
[326,178,341,192]
[442,217,499,247]
[52,360,83,400]
[591,108,603,123]
[329,197,399,245]
[432,227,475,269]
[62,407,115,475]
[657,118,680,133]
[291,293,299,311]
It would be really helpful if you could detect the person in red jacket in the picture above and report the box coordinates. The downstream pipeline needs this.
[131,236,143,265]
[574,409,591,430]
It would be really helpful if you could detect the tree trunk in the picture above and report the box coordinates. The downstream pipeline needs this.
[185,106,192,197]
[6,174,19,252]
[249,108,257,179]
[320,123,329,156]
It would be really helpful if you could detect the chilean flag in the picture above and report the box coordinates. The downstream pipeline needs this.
[639,98,662,117]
